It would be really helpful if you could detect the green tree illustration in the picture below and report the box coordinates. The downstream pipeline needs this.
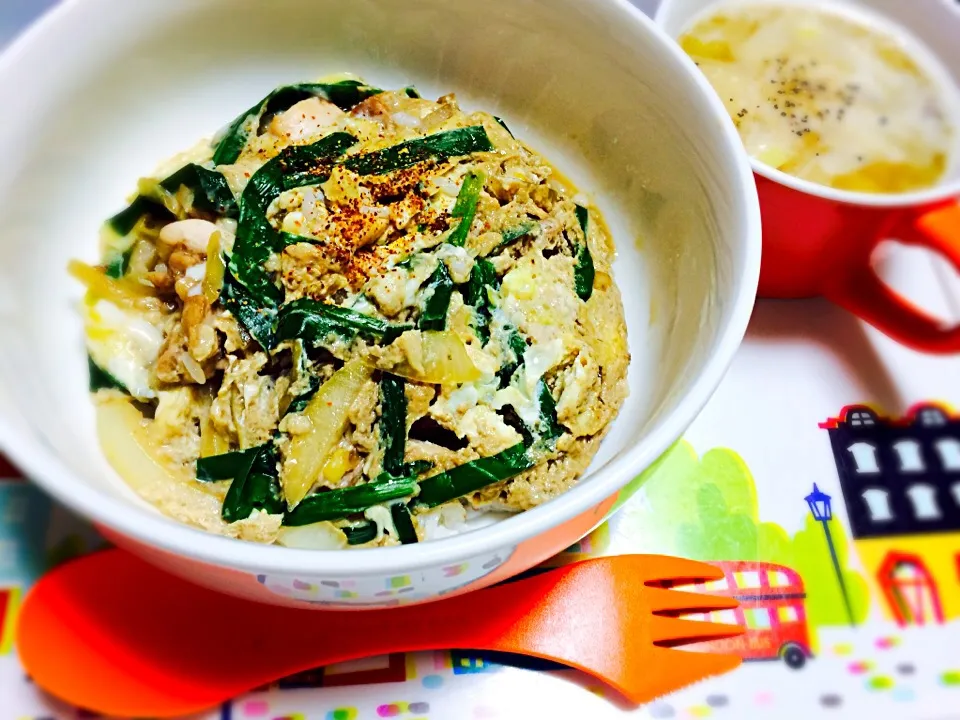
[619,441,869,630]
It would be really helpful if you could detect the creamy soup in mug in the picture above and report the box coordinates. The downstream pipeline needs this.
[679,1,957,193]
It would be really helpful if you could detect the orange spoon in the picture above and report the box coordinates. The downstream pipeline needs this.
[17,549,742,718]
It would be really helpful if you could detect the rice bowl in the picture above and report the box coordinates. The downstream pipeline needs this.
[0,0,759,607]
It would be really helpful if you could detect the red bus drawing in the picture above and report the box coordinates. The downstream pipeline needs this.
[683,561,813,669]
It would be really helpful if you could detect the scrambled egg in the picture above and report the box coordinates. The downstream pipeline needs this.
[83,297,164,400]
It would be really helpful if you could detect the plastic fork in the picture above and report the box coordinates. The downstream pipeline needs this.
[17,549,742,718]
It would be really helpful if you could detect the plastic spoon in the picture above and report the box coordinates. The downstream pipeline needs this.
[17,549,742,717]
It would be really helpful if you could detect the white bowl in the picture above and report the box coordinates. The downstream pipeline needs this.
[0,0,760,607]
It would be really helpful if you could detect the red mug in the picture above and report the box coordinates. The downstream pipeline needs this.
[657,0,960,353]
[757,178,960,353]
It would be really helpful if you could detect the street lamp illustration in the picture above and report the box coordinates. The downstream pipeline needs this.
[805,483,855,626]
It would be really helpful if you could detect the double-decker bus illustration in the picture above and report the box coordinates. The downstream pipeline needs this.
[682,561,813,669]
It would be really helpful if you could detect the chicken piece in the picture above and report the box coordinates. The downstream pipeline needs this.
[554,350,604,437]
[155,322,189,384]
[405,383,436,427]
[144,264,177,295]
[349,94,399,128]
[151,386,203,468]
[388,192,426,232]
[233,511,284,543]
[159,218,220,255]
[153,303,217,386]
[436,244,474,284]
[419,94,462,133]
[217,133,286,196]
[181,295,219,363]
[329,205,391,249]
[213,310,250,354]
[495,434,603,511]
[269,97,346,143]
[280,242,350,301]
[348,379,380,454]
[404,440,479,475]
[365,267,409,317]
[210,353,280,449]
[366,254,438,317]
[268,186,329,238]
[459,405,523,456]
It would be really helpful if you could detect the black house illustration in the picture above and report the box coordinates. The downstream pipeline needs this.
[821,403,960,539]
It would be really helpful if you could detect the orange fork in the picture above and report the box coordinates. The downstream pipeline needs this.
[17,550,743,718]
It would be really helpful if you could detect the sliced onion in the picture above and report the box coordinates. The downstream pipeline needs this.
[415,501,468,541]
[97,398,288,542]
[283,359,373,508]
[126,240,158,281]
[69,259,155,307]
[392,111,422,129]
[199,413,230,458]
[202,231,225,303]
[300,187,319,219]
[387,331,482,385]
[96,398,228,527]
[277,522,348,550]
[431,176,460,197]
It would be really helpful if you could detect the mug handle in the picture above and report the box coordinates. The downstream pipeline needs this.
[824,202,960,354]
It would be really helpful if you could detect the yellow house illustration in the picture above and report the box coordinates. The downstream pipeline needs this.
[821,403,960,624]
[0,586,21,655]
[856,536,960,623]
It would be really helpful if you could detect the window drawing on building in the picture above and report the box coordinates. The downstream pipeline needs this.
[821,404,960,538]
[893,439,925,473]
[937,438,960,471]
[878,553,944,626]
[861,488,894,523]
[847,441,880,474]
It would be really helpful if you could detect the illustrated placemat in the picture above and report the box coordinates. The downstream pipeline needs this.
[4,242,960,720]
